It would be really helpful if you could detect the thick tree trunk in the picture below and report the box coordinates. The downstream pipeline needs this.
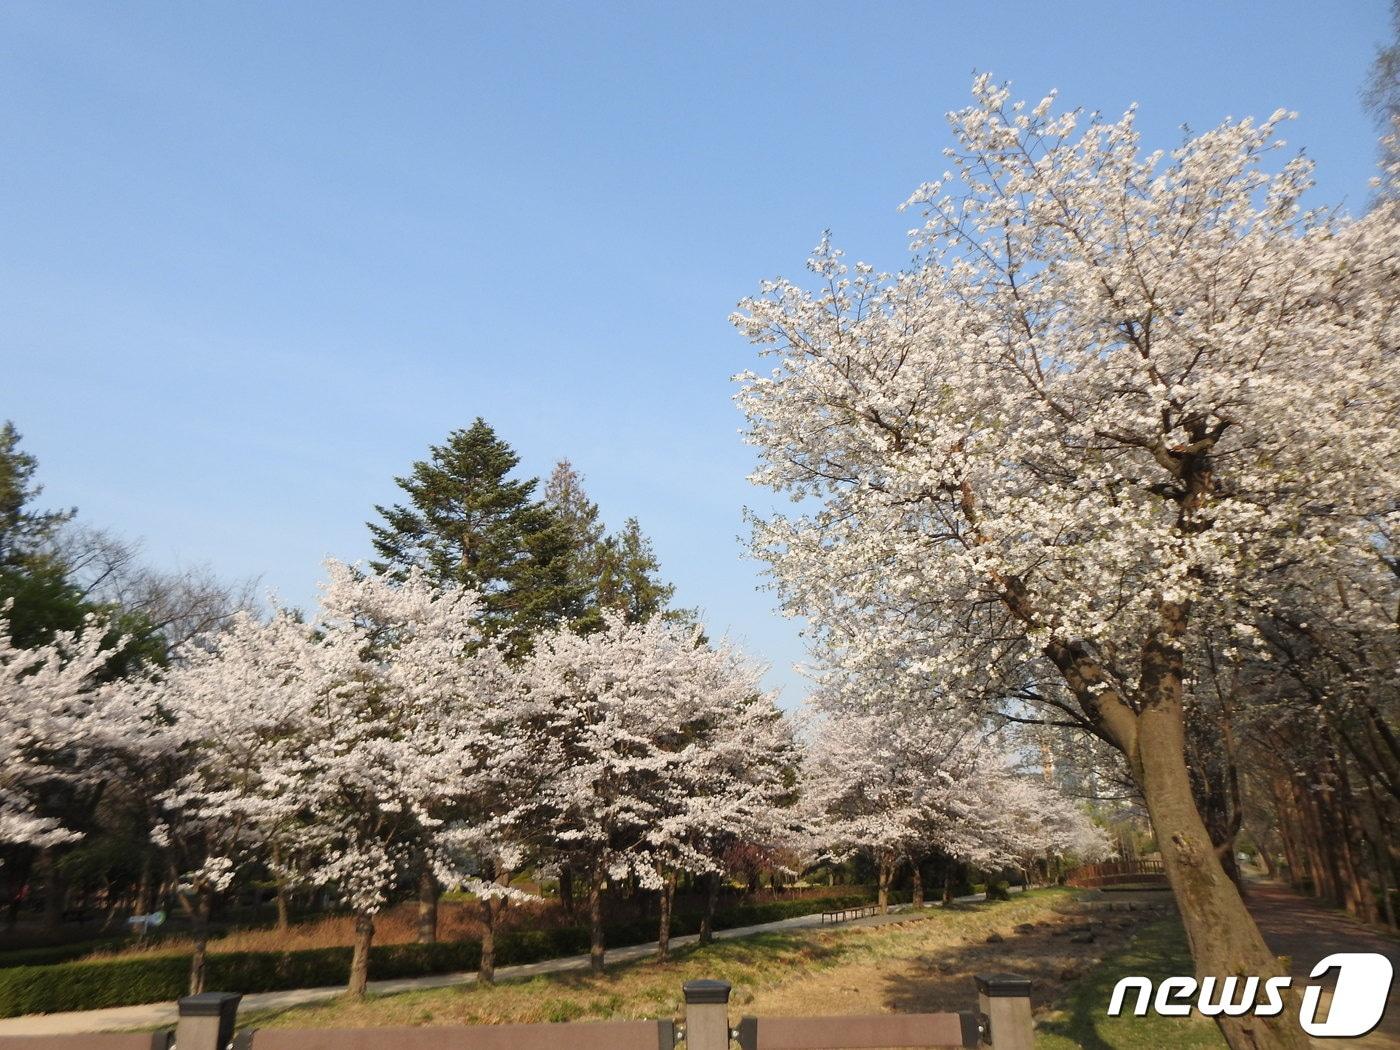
[657,871,676,960]
[698,870,720,945]
[558,863,575,919]
[188,887,212,996]
[479,893,498,985]
[1133,703,1307,1050]
[416,868,438,944]
[587,868,606,974]
[911,862,924,909]
[347,912,374,997]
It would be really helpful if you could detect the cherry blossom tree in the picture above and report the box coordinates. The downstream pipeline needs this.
[645,643,795,958]
[0,608,153,854]
[735,76,1397,1050]
[518,613,786,971]
[157,562,518,997]
[801,699,1106,910]
[152,608,319,992]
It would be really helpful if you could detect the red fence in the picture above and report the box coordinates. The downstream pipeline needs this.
[1065,859,1169,889]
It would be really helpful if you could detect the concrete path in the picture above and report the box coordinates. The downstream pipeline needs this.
[0,890,1012,1036]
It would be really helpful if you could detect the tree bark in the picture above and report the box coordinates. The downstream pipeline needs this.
[188,886,211,996]
[275,883,290,931]
[558,863,575,919]
[910,861,924,909]
[587,867,606,974]
[479,893,498,985]
[876,852,894,914]
[347,912,374,997]
[698,869,720,945]
[416,867,438,944]
[1133,701,1308,1050]
[41,849,63,931]
[656,870,676,960]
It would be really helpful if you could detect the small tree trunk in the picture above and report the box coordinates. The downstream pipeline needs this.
[942,866,955,904]
[188,886,212,996]
[911,862,924,909]
[479,893,498,985]
[135,854,153,917]
[41,850,63,931]
[558,863,575,919]
[347,912,374,997]
[1133,701,1308,1050]
[698,869,720,945]
[270,843,290,931]
[275,883,290,930]
[587,867,606,974]
[876,853,894,914]
[416,868,438,944]
[656,871,676,960]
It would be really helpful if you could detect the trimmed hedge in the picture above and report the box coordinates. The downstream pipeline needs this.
[0,890,886,1017]
[0,939,133,970]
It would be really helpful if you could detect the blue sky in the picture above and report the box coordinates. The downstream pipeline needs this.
[2,1,1391,705]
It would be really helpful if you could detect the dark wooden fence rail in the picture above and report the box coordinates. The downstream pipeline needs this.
[0,975,1035,1050]
[1065,859,1169,889]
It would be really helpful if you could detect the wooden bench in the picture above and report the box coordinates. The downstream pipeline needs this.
[820,903,879,923]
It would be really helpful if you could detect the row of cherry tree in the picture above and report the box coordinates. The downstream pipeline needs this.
[2,555,1104,996]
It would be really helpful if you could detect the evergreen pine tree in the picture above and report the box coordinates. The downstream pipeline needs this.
[367,419,583,657]
[542,459,608,632]
[0,422,74,571]
[597,517,692,626]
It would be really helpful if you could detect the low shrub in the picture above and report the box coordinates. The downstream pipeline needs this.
[984,880,1011,902]
[0,888,896,1017]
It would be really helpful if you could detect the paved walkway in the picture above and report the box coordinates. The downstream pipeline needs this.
[0,890,1011,1036]
[1246,882,1400,1049]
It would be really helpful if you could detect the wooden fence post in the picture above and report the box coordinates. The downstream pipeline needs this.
[174,991,240,1050]
[975,974,1032,1050]
[683,979,732,1050]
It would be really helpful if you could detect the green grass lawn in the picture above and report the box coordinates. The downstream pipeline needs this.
[1035,917,1226,1050]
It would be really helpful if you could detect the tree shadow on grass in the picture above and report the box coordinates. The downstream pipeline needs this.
[879,911,1151,1050]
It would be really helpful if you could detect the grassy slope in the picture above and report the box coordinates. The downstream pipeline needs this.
[1036,917,1226,1050]
[241,889,1072,1031]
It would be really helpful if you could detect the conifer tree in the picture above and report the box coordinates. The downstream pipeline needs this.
[542,459,607,632]
[367,419,582,658]
[597,517,689,626]
[0,422,73,571]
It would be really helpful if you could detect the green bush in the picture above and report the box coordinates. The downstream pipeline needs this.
[0,889,894,1017]
[985,880,1011,901]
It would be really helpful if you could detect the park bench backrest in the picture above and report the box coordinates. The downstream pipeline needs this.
[235,1018,675,1050]
[735,1011,979,1048]
[0,1035,168,1050]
